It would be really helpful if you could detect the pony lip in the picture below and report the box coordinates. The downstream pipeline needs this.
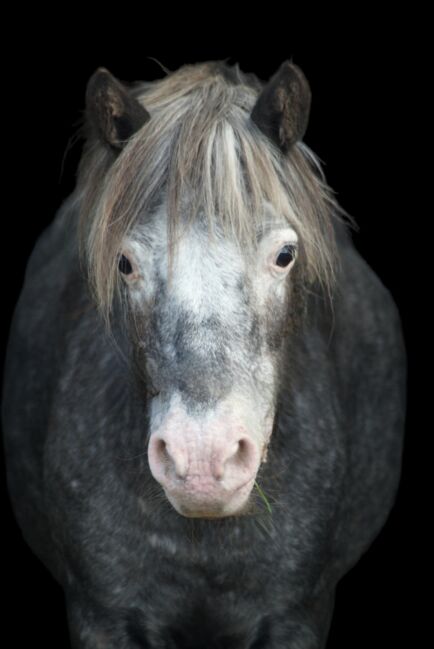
[165,478,255,519]
[2,59,407,648]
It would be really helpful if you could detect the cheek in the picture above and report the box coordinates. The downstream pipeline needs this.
[263,282,294,350]
[252,257,292,314]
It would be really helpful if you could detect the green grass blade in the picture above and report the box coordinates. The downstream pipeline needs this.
[254,480,272,515]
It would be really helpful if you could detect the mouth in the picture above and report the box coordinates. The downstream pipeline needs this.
[166,479,256,519]
[176,501,252,519]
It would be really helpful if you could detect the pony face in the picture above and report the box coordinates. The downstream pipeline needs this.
[80,61,340,517]
[118,204,299,517]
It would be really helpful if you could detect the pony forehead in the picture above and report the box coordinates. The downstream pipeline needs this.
[108,81,317,247]
[128,199,299,246]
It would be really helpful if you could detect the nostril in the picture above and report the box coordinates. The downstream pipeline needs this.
[155,438,168,463]
[237,438,248,462]
[213,436,258,481]
[150,437,188,480]
[234,437,254,470]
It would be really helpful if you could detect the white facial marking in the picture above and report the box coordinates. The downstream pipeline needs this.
[119,202,300,515]
[169,228,246,321]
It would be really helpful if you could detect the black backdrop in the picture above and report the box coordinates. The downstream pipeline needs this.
[1,20,425,649]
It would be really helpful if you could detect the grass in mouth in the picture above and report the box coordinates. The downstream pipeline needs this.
[254,480,272,515]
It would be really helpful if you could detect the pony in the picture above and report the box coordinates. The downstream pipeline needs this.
[2,60,406,648]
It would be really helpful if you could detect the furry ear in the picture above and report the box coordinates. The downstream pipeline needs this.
[251,61,311,154]
[85,67,150,150]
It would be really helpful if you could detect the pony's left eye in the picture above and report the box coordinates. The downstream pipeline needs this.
[118,254,133,275]
[275,244,297,268]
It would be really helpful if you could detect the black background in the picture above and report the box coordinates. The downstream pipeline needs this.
[1,16,426,648]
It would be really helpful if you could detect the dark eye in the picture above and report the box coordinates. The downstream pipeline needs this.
[118,254,133,275]
[275,244,296,268]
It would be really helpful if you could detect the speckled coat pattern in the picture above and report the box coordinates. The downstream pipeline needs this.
[2,63,406,649]
[2,203,406,648]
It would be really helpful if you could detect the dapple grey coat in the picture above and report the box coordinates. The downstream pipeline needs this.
[2,197,406,648]
[2,60,406,649]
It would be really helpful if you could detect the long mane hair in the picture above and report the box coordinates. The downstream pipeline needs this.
[75,61,351,324]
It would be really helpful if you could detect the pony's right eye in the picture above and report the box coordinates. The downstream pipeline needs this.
[118,254,133,275]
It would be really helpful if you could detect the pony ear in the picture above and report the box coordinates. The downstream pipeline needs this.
[85,67,150,151]
[250,61,311,154]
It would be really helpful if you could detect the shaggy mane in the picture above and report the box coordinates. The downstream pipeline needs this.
[76,60,351,323]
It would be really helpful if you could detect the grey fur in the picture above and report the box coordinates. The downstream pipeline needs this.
[2,62,406,649]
